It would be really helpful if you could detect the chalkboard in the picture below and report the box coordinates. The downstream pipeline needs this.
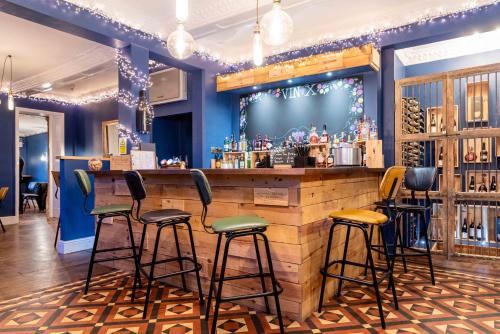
[270,148,296,166]
[240,77,364,143]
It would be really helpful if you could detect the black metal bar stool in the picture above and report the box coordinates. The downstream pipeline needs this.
[0,187,8,232]
[318,166,406,329]
[52,171,61,247]
[74,169,141,295]
[388,167,436,285]
[123,171,204,319]
[190,169,284,334]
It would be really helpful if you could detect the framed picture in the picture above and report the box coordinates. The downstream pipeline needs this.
[466,81,489,123]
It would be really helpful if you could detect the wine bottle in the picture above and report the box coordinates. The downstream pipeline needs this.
[480,141,488,162]
[430,114,437,133]
[438,146,443,167]
[469,176,476,192]
[469,220,475,239]
[320,124,329,143]
[476,221,483,241]
[461,218,468,239]
[327,150,334,167]
[490,176,497,192]
[465,146,477,162]
[478,174,488,192]
[440,118,444,133]
[224,136,230,152]
[231,133,237,152]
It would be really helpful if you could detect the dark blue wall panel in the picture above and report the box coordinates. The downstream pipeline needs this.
[21,132,49,182]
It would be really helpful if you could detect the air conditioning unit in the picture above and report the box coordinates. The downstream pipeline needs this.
[149,68,187,105]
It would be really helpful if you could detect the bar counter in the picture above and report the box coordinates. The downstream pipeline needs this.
[93,167,383,320]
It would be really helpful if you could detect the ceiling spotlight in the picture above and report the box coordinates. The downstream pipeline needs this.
[167,22,195,60]
[327,72,333,77]
[287,79,293,83]
[261,0,293,46]
[40,82,52,89]
[253,86,258,90]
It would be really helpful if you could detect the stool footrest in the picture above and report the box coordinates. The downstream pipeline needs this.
[215,272,271,282]
[140,256,197,268]
[138,257,202,281]
[219,289,282,303]
[95,246,137,253]
[93,254,136,263]
[321,260,390,286]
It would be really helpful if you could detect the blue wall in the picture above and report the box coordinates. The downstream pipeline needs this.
[20,132,49,182]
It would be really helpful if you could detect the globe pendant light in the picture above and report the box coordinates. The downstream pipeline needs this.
[0,55,15,111]
[167,22,195,60]
[261,0,293,46]
[7,89,14,111]
[175,0,189,21]
[252,0,263,66]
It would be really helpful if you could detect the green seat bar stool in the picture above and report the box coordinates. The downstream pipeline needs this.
[318,166,406,329]
[74,169,141,295]
[190,169,285,334]
[124,171,204,319]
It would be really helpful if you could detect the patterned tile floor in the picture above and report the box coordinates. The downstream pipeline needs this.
[0,263,499,333]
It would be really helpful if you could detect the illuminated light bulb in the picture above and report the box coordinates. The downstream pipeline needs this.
[167,22,195,60]
[7,90,15,111]
[261,0,293,46]
[176,0,189,22]
[253,25,264,66]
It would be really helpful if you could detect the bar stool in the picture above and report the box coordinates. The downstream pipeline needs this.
[123,171,204,319]
[74,169,141,295]
[318,166,406,329]
[52,171,61,248]
[0,187,8,232]
[389,167,437,285]
[190,169,284,334]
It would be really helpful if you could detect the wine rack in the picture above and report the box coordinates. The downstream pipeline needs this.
[396,62,500,261]
[401,97,424,166]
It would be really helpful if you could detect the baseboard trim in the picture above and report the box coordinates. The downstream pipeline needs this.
[57,236,95,254]
[0,216,18,226]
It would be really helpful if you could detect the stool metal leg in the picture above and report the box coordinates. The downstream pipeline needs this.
[84,217,103,294]
[261,232,285,334]
[363,224,374,277]
[132,223,147,302]
[185,220,204,305]
[318,221,336,313]
[421,212,435,285]
[380,224,399,310]
[253,234,270,314]
[172,224,187,291]
[0,218,5,232]
[125,215,141,299]
[53,217,60,248]
[363,226,386,329]
[211,234,232,334]
[396,214,408,273]
[205,233,222,320]
[336,225,352,297]
[143,224,162,319]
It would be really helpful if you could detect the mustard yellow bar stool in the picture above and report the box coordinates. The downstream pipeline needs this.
[318,166,406,329]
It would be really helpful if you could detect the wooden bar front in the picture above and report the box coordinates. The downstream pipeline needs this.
[93,168,383,321]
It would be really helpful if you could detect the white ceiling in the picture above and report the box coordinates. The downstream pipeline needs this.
[0,12,117,99]
[396,29,500,66]
[19,114,48,137]
[67,0,496,62]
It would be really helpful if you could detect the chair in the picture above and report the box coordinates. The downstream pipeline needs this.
[190,169,284,334]
[52,171,61,248]
[74,169,140,294]
[124,170,203,319]
[0,187,9,232]
[318,166,406,329]
[22,182,39,212]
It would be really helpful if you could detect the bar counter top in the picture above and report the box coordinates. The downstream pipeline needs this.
[91,166,384,177]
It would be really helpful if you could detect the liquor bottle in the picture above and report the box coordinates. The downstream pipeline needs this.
[333,134,339,148]
[490,176,497,192]
[438,146,443,167]
[480,141,488,162]
[440,118,445,133]
[476,221,483,241]
[239,156,245,169]
[320,124,329,144]
[461,218,468,239]
[464,146,477,162]
[309,125,319,144]
[255,134,262,151]
[430,114,437,133]
[478,174,488,192]
[231,133,237,152]
[224,136,229,152]
[469,176,476,192]
[327,149,334,167]
[469,220,475,239]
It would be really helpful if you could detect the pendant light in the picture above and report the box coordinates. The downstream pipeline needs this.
[167,0,195,60]
[253,0,263,66]
[261,0,293,46]
[0,55,15,111]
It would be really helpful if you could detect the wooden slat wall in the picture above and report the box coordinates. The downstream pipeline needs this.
[94,171,381,320]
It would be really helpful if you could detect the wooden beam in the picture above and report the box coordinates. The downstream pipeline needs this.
[216,44,380,92]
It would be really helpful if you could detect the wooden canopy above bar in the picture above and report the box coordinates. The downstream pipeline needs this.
[216,44,380,92]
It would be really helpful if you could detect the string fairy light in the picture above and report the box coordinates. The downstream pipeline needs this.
[117,124,142,145]
[115,49,152,88]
